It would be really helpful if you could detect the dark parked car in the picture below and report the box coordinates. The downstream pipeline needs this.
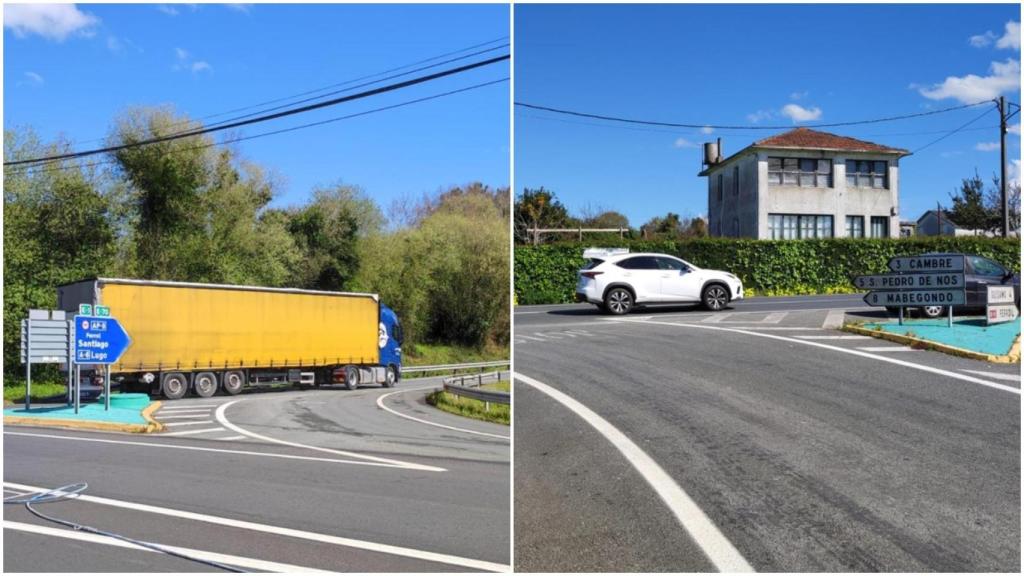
[890,253,1020,318]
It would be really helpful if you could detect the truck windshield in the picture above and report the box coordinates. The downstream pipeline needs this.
[394,320,404,345]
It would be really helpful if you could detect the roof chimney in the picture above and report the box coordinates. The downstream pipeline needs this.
[703,138,723,166]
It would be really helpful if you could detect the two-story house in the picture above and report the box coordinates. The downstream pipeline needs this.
[699,128,910,239]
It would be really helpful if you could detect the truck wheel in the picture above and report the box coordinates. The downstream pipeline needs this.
[343,365,359,391]
[162,372,188,400]
[222,370,244,395]
[194,372,218,398]
[383,366,398,388]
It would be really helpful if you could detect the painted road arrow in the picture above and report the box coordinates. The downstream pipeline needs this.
[74,315,132,365]
[854,272,965,290]
[888,254,965,273]
[863,290,966,307]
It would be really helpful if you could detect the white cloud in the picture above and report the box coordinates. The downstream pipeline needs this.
[969,31,996,48]
[1009,123,1021,136]
[918,58,1021,104]
[780,103,822,123]
[18,71,45,87]
[106,35,122,52]
[191,61,212,73]
[789,90,809,100]
[975,142,1000,152]
[674,137,697,149]
[225,4,253,14]
[173,48,212,74]
[746,109,774,123]
[996,21,1020,50]
[157,5,179,16]
[700,126,714,135]
[175,47,190,61]
[4,4,99,41]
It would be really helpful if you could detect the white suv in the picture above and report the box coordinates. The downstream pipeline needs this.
[575,249,744,314]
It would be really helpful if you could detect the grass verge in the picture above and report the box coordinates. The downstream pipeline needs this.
[404,342,509,366]
[4,381,68,405]
[427,380,510,426]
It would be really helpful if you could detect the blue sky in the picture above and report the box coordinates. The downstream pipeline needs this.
[4,3,510,212]
[515,3,1021,227]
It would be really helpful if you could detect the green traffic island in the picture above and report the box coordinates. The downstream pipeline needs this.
[427,380,510,426]
[843,317,1021,363]
[2,393,163,433]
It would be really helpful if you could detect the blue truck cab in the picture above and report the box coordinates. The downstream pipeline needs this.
[379,304,403,385]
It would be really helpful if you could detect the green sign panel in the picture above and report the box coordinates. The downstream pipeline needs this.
[95,305,111,317]
[79,304,92,315]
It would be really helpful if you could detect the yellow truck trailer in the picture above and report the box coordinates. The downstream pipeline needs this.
[58,278,404,399]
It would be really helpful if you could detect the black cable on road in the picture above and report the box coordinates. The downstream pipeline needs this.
[514,99,993,131]
[6,54,510,167]
[5,77,509,177]
[5,484,242,572]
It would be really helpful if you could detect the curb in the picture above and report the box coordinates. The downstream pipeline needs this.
[842,324,1021,364]
[3,400,165,434]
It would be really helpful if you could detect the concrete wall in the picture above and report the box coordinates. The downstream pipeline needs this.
[706,149,901,239]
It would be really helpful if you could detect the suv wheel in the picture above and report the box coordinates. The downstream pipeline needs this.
[702,284,730,311]
[604,288,634,315]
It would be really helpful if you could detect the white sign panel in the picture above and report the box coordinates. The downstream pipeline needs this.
[888,255,965,273]
[854,272,964,290]
[986,304,1019,325]
[863,289,966,307]
[986,285,1016,305]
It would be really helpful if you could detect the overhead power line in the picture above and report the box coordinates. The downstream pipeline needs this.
[6,54,510,167]
[911,106,997,154]
[5,77,509,177]
[514,99,994,131]
[68,37,510,147]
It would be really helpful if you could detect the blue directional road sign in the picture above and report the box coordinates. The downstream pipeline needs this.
[74,315,132,365]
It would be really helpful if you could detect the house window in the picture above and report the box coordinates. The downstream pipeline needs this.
[768,157,832,187]
[733,166,739,197]
[845,216,865,238]
[717,173,724,203]
[870,216,889,238]
[769,214,833,239]
[847,160,888,189]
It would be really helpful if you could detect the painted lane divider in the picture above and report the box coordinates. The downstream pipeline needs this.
[514,372,755,573]
[214,400,446,472]
[612,318,1020,395]
[376,386,510,440]
[4,521,332,573]
[3,482,510,572]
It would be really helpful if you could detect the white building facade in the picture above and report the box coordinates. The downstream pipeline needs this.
[699,128,910,239]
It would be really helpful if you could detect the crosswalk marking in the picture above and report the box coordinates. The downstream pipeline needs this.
[157,414,211,420]
[701,313,731,324]
[960,369,1021,383]
[795,335,870,340]
[162,420,215,427]
[161,427,226,437]
[857,346,919,352]
[822,308,846,329]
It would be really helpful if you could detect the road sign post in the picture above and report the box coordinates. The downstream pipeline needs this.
[73,314,131,411]
[854,255,967,328]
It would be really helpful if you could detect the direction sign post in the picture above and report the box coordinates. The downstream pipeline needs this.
[855,255,968,328]
[74,314,131,411]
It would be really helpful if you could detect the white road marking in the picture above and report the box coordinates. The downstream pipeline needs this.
[157,415,211,420]
[713,327,823,331]
[822,308,847,329]
[960,369,1022,383]
[3,431,432,470]
[701,313,731,324]
[215,435,246,441]
[156,404,220,410]
[376,387,510,440]
[761,312,787,324]
[160,427,226,437]
[214,400,446,472]
[3,520,332,573]
[518,335,549,342]
[3,483,510,572]
[794,335,871,340]
[613,318,1021,395]
[514,372,754,573]
[857,346,918,353]
[161,420,215,427]
[155,409,212,415]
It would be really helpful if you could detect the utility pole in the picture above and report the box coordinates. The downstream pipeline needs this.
[999,96,1008,237]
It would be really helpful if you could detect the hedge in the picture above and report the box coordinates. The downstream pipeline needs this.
[514,237,1021,305]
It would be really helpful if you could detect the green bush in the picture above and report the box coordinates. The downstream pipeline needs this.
[514,237,1021,305]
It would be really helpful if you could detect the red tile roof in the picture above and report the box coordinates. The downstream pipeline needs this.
[753,127,908,154]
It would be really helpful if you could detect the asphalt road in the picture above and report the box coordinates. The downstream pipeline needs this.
[4,376,510,572]
[514,295,1020,572]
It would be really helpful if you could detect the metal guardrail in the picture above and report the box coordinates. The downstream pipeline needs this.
[442,371,510,405]
[401,360,509,374]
